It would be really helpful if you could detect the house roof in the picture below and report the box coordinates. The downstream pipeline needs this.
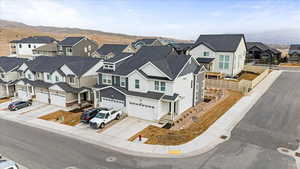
[96,44,128,56]
[169,43,194,51]
[60,37,85,46]
[25,56,100,77]
[98,46,191,80]
[196,58,215,64]
[10,36,57,44]
[105,53,133,63]
[0,57,28,72]
[18,79,53,88]
[193,34,245,52]
[246,42,281,54]
[289,44,300,55]
[53,82,88,93]
[33,43,58,52]
[162,93,179,101]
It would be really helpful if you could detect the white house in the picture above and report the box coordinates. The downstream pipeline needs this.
[15,56,103,107]
[10,36,57,58]
[93,46,206,122]
[189,34,247,77]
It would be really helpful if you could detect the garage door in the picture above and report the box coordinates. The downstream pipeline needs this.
[101,97,125,110]
[17,89,27,100]
[50,93,66,107]
[36,92,49,104]
[127,99,156,121]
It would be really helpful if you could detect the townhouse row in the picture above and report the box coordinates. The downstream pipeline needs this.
[3,34,249,122]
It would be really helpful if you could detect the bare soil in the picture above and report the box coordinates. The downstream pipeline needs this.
[39,110,83,126]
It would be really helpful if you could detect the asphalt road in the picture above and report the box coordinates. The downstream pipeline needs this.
[0,71,299,169]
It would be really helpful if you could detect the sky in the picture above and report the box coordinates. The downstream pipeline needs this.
[0,0,300,40]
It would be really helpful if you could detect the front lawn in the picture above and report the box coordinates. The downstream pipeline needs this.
[39,110,83,126]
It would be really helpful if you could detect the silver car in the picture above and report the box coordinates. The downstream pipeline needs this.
[0,159,19,169]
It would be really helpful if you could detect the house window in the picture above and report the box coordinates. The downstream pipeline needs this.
[203,51,209,56]
[1,74,5,79]
[69,77,75,84]
[47,74,52,80]
[88,45,91,51]
[28,74,32,80]
[219,55,230,70]
[84,47,88,53]
[28,44,31,48]
[154,81,166,92]
[55,76,59,82]
[120,77,126,87]
[19,44,22,48]
[102,74,112,84]
[135,79,140,89]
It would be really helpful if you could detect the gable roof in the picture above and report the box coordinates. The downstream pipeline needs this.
[25,56,100,77]
[98,46,191,80]
[10,36,57,44]
[0,57,28,72]
[246,42,281,54]
[289,44,300,55]
[60,37,85,46]
[193,34,245,52]
[33,43,58,52]
[52,82,88,93]
[169,43,194,51]
[105,53,133,63]
[96,44,128,56]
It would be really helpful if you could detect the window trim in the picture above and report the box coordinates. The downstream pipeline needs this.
[135,79,140,89]
[120,77,126,87]
[102,74,112,85]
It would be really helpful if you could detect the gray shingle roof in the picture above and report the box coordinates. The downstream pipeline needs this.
[26,56,100,77]
[98,46,191,80]
[54,82,88,93]
[10,36,57,44]
[194,34,245,52]
[105,53,133,63]
[162,93,179,101]
[169,43,194,51]
[0,57,28,72]
[96,44,128,56]
[18,79,52,88]
[196,58,215,64]
[60,37,85,46]
[247,42,281,54]
[289,44,300,55]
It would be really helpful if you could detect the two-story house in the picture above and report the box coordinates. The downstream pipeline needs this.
[15,56,102,107]
[10,36,57,58]
[189,34,247,77]
[288,44,300,62]
[0,57,27,98]
[92,44,133,60]
[93,46,206,122]
[246,42,281,64]
[58,37,98,57]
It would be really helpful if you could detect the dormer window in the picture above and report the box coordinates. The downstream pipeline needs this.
[103,63,115,71]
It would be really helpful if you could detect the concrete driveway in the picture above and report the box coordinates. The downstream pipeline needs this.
[100,117,162,140]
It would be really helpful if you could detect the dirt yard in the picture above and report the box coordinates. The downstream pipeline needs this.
[280,63,300,67]
[238,72,259,81]
[128,90,243,145]
[0,98,10,104]
[39,110,83,126]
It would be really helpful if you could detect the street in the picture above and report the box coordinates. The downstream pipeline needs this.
[0,71,299,169]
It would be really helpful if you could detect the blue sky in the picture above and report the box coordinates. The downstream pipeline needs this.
[0,0,299,40]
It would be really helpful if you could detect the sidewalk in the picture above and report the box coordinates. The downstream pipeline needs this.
[0,70,282,158]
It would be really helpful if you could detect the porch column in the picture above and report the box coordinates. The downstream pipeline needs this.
[5,84,9,97]
[171,101,175,121]
[87,91,91,101]
[78,93,81,104]
[26,85,29,97]
[93,90,97,108]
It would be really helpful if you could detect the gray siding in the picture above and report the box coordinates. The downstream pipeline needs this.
[195,72,205,105]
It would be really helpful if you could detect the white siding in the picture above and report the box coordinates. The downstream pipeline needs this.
[128,71,148,93]
[60,65,75,75]
[140,62,169,78]
[15,43,46,56]
[81,61,103,76]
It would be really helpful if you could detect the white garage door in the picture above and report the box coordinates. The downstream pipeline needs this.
[36,92,49,104]
[50,93,66,107]
[17,89,28,100]
[101,97,125,110]
[127,102,156,121]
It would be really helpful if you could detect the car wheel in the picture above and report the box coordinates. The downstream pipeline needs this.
[116,114,120,120]
[14,107,18,111]
[100,123,105,129]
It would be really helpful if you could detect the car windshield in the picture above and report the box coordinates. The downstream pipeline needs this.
[95,113,106,119]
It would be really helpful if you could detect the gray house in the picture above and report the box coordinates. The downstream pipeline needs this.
[288,44,300,62]
[92,44,131,60]
[246,42,281,64]
[58,37,98,57]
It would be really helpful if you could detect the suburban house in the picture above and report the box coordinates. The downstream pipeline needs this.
[92,44,133,60]
[32,42,59,57]
[246,42,281,64]
[9,36,57,58]
[15,56,102,107]
[288,44,300,62]
[93,46,206,122]
[127,38,163,52]
[0,57,27,98]
[188,34,247,77]
[58,37,98,57]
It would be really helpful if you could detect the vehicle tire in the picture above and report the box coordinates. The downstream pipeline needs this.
[116,114,120,120]
[14,107,18,111]
[100,123,105,129]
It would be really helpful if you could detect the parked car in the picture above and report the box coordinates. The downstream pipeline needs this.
[80,107,109,123]
[89,108,123,129]
[8,101,32,111]
[0,159,19,169]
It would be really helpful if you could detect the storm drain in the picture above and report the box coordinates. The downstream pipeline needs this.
[106,156,117,162]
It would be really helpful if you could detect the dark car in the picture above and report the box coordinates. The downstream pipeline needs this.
[80,108,104,123]
[8,101,32,111]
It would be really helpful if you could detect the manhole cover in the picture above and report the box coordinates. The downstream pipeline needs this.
[191,116,198,122]
[106,156,117,162]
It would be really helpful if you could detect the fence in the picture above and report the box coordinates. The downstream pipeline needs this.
[205,68,270,94]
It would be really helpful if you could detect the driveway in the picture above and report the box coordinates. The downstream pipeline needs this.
[100,117,162,140]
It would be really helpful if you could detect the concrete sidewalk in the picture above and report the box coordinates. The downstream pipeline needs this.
[0,70,282,158]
